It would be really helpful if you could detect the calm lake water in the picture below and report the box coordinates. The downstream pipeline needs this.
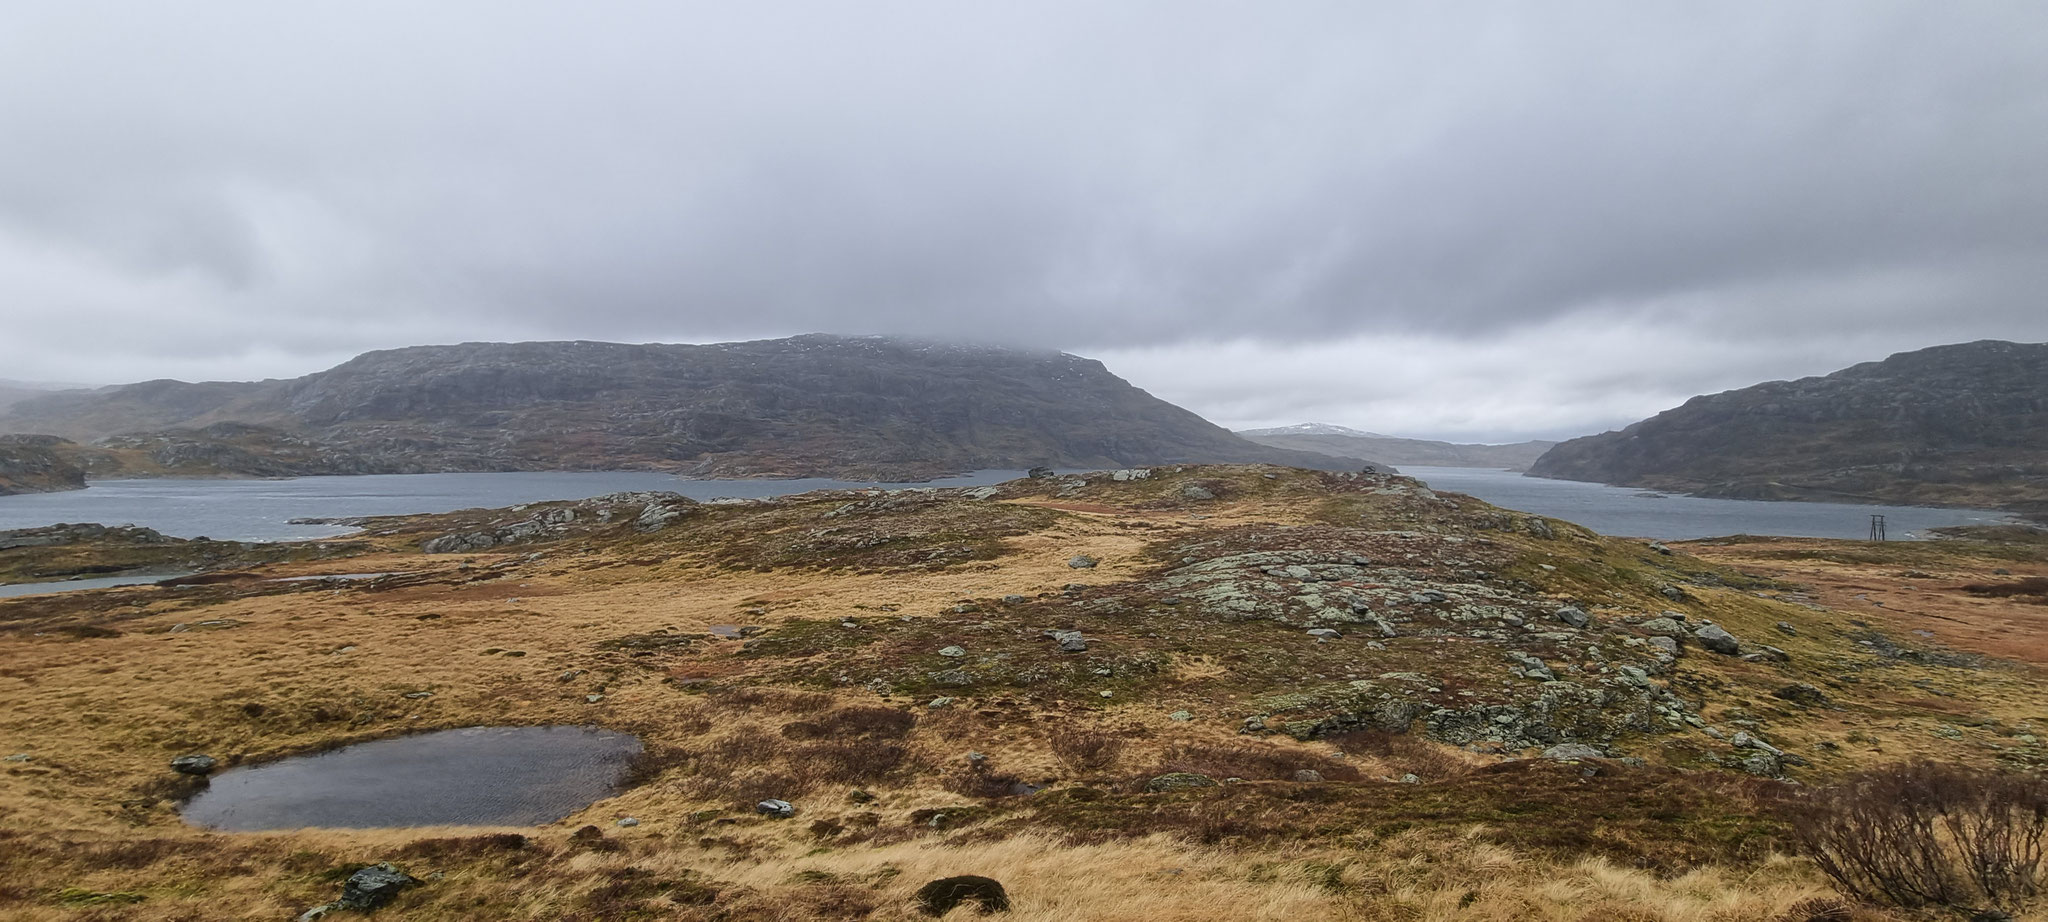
[0,470,1028,541]
[1402,466,2014,540]
[181,726,642,830]
[0,466,2015,548]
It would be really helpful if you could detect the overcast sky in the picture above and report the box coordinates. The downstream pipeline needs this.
[2,3,2044,441]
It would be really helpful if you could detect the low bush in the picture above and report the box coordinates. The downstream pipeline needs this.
[1150,740,1362,783]
[1050,729,1127,775]
[1785,760,2048,914]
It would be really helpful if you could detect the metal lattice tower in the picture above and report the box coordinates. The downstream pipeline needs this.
[1869,514,1887,542]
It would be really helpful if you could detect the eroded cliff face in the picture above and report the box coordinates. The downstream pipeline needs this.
[0,435,86,495]
[1529,340,2048,511]
[0,336,1378,480]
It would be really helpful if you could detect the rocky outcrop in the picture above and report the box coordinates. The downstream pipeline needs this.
[0,336,1383,480]
[1530,340,2048,510]
[418,492,699,553]
[1239,424,1555,471]
[0,435,86,495]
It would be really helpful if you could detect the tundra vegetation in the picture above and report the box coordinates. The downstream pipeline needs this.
[2,465,2045,920]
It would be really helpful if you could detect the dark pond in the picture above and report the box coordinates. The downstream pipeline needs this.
[181,726,642,830]
[0,572,190,599]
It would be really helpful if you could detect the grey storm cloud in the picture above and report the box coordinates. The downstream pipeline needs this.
[1,2,2045,439]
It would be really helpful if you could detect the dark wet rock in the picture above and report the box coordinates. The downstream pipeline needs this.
[336,863,417,911]
[1769,684,1835,704]
[1145,772,1218,792]
[170,754,218,776]
[1695,623,1741,655]
[755,799,795,818]
[915,875,1011,916]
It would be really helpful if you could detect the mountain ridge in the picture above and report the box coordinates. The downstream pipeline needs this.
[1238,425,1556,471]
[1528,339,2048,512]
[0,335,1383,481]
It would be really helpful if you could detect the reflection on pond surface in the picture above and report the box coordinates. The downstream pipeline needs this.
[181,726,642,830]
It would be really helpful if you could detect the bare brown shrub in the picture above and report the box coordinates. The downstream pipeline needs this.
[1776,895,1855,922]
[1784,760,2048,913]
[1150,740,1362,783]
[1328,729,1473,779]
[780,705,916,740]
[398,833,533,859]
[1050,729,1127,775]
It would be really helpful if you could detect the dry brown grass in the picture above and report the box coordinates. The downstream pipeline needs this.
[5,466,2047,919]
[0,826,1870,921]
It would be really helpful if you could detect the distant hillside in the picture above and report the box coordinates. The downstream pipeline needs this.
[1239,424,1555,471]
[1529,340,2048,512]
[0,336,1381,480]
[0,435,86,495]
[0,380,74,414]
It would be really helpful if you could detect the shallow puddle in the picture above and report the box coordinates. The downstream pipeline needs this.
[180,726,641,830]
[0,572,190,599]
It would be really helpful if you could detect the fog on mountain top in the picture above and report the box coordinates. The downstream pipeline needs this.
[1,3,2045,439]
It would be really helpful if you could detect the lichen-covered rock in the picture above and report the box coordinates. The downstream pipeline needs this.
[336,863,417,911]
[1145,772,1218,792]
[1638,617,1686,636]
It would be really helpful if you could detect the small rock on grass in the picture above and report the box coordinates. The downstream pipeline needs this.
[756,799,795,818]
[1068,555,1097,569]
[1695,623,1741,655]
[1145,772,1218,792]
[170,754,218,776]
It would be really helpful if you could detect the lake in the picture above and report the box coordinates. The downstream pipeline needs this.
[0,470,1029,542]
[1401,466,2014,541]
[181,726,642,830]
[0,466,2014,546]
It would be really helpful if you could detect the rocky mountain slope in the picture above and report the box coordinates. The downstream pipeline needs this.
[1239,423,1555,470]
[1529,340,2048,512]
[0,336,1377,480]
[0,435,87,495]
